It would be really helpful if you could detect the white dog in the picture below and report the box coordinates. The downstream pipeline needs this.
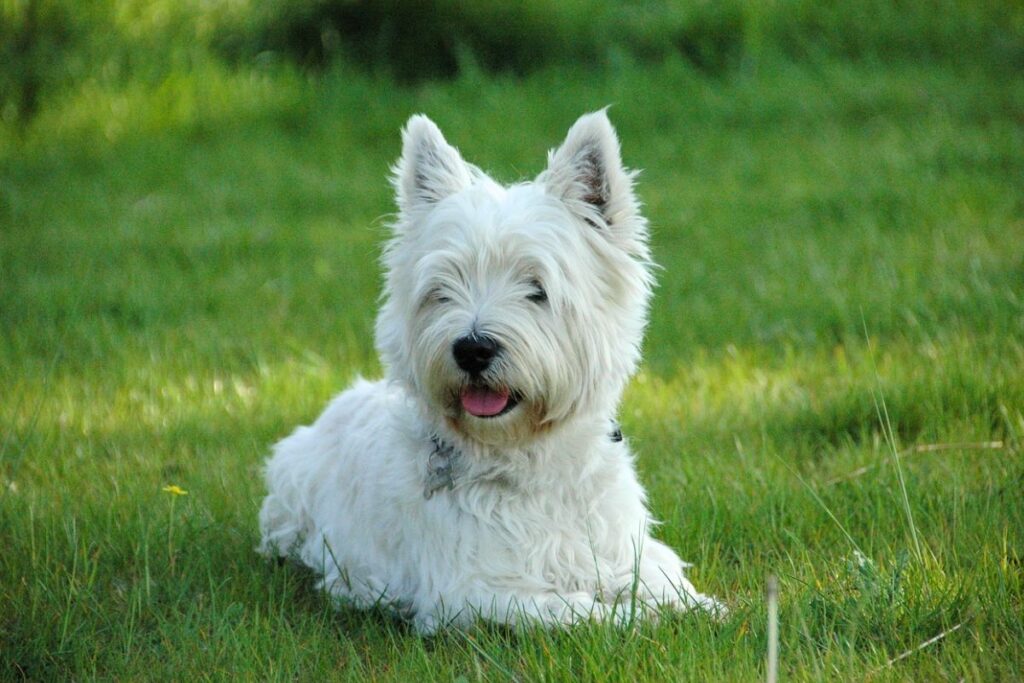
[258,110,721,633]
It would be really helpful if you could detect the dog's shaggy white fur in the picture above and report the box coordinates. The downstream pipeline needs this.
[258,111,721,632]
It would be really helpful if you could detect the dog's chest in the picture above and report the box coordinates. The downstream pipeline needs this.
[450,468,628,587]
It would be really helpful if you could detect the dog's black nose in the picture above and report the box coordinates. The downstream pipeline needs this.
[452,335,500,375]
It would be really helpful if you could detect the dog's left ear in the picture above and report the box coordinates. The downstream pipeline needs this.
[541,110,645,246]
[393,114,474,217]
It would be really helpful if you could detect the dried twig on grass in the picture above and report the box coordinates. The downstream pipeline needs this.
[824,441,1004,486]
[869,622,965,676]
[766,575,779,683]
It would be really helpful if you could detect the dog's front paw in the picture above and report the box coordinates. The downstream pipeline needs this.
[688,593,729,620]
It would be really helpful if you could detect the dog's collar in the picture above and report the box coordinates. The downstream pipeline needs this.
[609,420,623,443]
[424,436,457,499]
[423,422,625,499]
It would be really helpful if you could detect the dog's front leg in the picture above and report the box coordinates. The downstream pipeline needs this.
[414,590,620,633]
[633,539,727,617]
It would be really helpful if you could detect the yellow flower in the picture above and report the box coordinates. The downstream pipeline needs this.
[162,484,188,496]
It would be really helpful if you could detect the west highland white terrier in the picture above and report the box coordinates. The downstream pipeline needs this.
[258,111,722,632]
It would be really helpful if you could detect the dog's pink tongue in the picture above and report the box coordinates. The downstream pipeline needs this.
[460,386,510,417]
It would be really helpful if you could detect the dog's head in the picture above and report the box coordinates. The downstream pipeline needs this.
[375,111,654,446]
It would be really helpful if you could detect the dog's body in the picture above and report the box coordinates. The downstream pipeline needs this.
[259,111,720,632]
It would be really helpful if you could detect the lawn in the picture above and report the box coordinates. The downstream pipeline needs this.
[2,40,1023,681]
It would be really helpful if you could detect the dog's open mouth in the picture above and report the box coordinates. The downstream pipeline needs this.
[460,385,519,418]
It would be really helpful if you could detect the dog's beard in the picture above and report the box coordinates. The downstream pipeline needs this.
[443,374,533,443]
[445,390,552,447]
[458,383,520,418]
[415,356,553,446]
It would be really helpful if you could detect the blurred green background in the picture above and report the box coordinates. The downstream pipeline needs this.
[2,1,1023,680]
[3,0,1022,129]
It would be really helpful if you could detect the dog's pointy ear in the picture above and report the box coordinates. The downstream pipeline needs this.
[393,115,473,215]
[541,110,645,246]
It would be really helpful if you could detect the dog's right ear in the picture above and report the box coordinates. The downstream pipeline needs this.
[393,115,473,215]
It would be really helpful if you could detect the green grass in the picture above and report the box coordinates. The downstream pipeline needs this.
[2,54,1023,680]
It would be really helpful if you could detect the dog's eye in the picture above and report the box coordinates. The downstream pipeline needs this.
[527,281,547,304]
[426,288,450,306]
